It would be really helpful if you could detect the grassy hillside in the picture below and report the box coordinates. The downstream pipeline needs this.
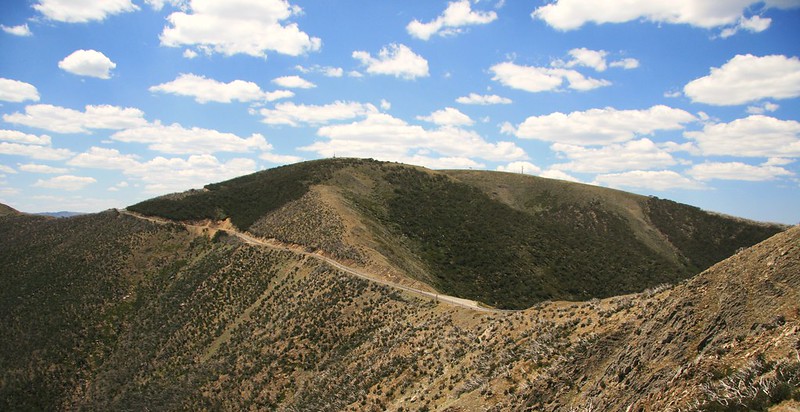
[126,159,784,309]
[1,208,797,410]
[0,202,20,216]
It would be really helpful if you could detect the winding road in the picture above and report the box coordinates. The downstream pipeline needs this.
[120,210,512,314]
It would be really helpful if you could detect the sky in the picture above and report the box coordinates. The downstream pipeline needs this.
[0,0,799,224]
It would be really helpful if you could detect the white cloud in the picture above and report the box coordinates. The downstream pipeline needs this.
[0,143,73,160]
[0,78,40,102]
[0,129,51,145]
[18,163,69,174]
[34,0,138,23]
[295,65,344,77]
[551,138,677,173]
[610,57,640,69]
[688,162,793,181]
[684,115,800,157]
[2,24,32,37]
[720,15,772,38]
[531,0,799,33]
[380,99,391,110]
[67,147,140,169]
[496,161,542,175]
[352,44,429,80]
[512,105,696,145]
[159,0,320,58]
[684,54,800,105]
[539,169,582,183]
[150,73,292,103]
[111,123,270,155]
[594,170,705,191]
[128,155,257,193]
[407,0,497,40]
[58,49,116,79]
[259,101,378,126]
[33,175,97,191]
[4,104,147,134]
[271,75,316,89]
[490,61,610,92]
[302,113,526,164]
[746,102,779,114]
[417,107,474,127]
[559,48,608,71]
[0,165,16,174]
[259,152,303,164]
[456,93,512,105]
[182,49,198,59]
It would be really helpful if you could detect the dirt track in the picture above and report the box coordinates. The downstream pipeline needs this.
[121,210,512,314]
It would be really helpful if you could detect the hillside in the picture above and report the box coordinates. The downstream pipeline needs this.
[0,202,20,217]
[1,201,797,411]
[129,158,784,309]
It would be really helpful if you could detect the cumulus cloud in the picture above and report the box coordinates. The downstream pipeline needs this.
[3,104,147,134]
[0,142,73,160]
[720,15,772,38]
[551,138,677,173]
[159,0,320,58]
[2,24,32,37]
[58,49,116,79]
[496,161,542,175]
[0,78,40,102]
[259,101,378,126]
[552,48,640,72]
[295,65,344,78]
[34,0,138,23]
[688,161,793,181]
[33,175,97,191]
[68,147,140,169]
[594,170,705,191]
[539,169,582,183]
[272,75,316,89]
[18,163,69,174]
[352,44,429,80]
[512,105,696,145]
[150,73,293,103]
[0,129,74,162]
[684,54,800,105]
[490,61,610,92]
[609,57,640,69]
[0,129,51,145]
[111,123,270,155]
[129,155,258,193]
[456,93,512,105]
[302,112,526,164]
[531,0,798,34]
[684,115,800,157]
[416,107,474,127]
[259,152,304,164]
[746,102,779,115]
[407,0,497,40]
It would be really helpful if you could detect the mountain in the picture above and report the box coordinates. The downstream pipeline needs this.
[0,202,20,217]
[36,211,86,218]
[0,196,797,410]
[128,158,784,309]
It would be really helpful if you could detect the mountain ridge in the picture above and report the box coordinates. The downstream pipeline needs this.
[0,203,796,410]
[128,158,786,309]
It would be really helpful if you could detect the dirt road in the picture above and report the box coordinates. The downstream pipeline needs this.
[120,210,512,314]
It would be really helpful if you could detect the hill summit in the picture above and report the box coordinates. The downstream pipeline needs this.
[128,158,784,309]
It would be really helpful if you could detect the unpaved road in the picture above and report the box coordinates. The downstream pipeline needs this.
[121,210,512,314]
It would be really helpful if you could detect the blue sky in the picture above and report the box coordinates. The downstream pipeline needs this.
[1,0,799,224]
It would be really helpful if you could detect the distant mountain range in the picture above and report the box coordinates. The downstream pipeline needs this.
[36,211,86,218]
[1,158,796,410]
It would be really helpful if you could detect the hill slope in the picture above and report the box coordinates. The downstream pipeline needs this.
[1,202,797,411]
[129,158,784,309]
